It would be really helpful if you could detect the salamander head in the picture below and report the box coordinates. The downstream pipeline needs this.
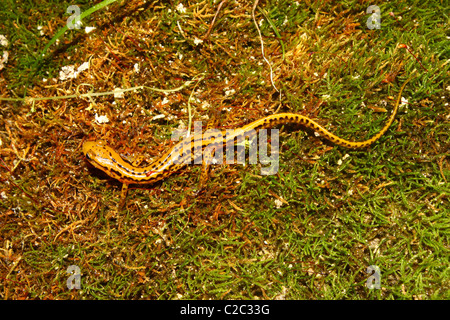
[82,140,153,184]
[82,140,117,170]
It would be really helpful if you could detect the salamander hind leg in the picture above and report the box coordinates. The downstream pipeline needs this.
[118,183,129,210]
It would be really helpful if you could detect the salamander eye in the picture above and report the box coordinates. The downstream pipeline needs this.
[85,152,91,160]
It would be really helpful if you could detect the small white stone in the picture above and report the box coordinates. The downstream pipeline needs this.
[95,113,109,124]
[85,26,96,33]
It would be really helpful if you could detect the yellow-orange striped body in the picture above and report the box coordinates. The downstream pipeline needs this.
[83,78,411,186]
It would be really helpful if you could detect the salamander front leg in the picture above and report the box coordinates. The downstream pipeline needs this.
[117,155,146,210]
[198,161,211,193]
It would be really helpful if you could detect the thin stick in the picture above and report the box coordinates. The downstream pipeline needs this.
[204,0,227,40]
[252,0,279,92]
[0,75,203,103]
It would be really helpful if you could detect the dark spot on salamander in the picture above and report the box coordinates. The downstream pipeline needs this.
[109,168,125,180]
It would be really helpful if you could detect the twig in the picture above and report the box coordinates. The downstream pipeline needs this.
[258,7,285,62]
[204,0,227,40]
[186,73,206,136]
[252,0,279,92]
[0,75,204,103]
